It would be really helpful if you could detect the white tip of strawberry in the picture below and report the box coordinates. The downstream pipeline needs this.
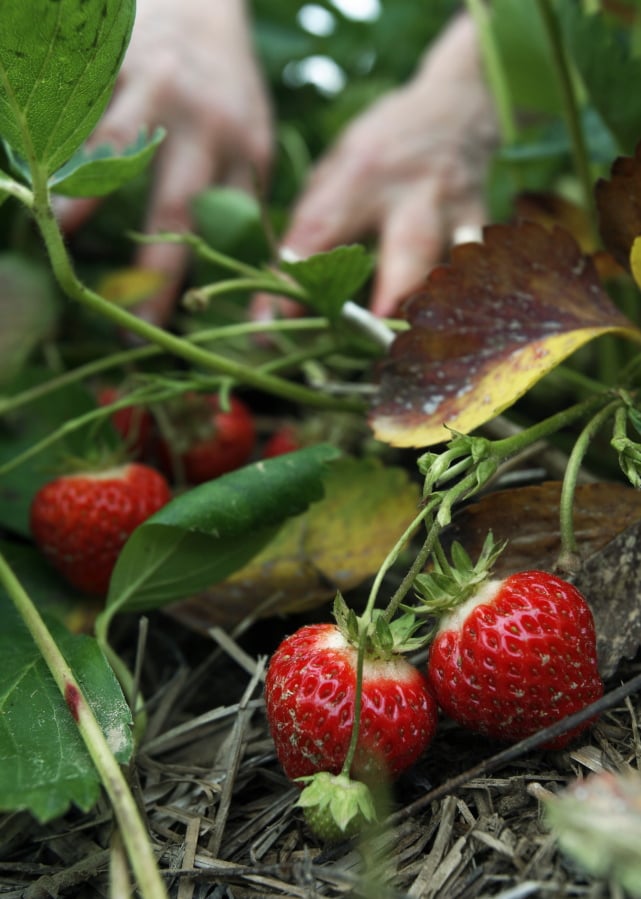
[296,771,378,843]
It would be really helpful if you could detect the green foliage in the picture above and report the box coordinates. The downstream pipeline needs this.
[102,443,341,621]
[48,128,166,198]
[0,599,133,822]
[0,0,135,175]
[559,3,641,155]
[280,245,374,320]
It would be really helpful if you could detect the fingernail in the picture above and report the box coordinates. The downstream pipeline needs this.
[279,245,303,263]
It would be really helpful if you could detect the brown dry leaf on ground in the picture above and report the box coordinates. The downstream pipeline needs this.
[370,220,641,448]
[167,456,420,631]
[443,480,641,678]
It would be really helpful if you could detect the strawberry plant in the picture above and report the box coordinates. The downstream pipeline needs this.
[3,0,641,896]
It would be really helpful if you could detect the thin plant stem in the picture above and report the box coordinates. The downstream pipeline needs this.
[0,553,168,899]
[32,196,364,414]
[0,317,331,416]
[557,398,620,567]
[341,632,366,777]
[465,0,517,145]
[362,501,437,623]
[536,0,598,235]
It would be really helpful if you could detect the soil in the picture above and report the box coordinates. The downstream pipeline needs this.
[0,601,638,899]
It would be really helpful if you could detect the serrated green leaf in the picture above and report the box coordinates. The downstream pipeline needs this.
[0,599,133,823]
[48,128,165,197]
[0,0,134,175]
[103,444,340,619]
[279,245,374,320]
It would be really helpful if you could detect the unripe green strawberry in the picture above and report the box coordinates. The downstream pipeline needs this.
[425,569,603,748]
[30,462,171,595]
[264,622,438,784]
[297,772,378,843]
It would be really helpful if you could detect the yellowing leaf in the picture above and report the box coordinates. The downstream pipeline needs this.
[166,457,420,631]
[370,221,641,448]
[96,267,168,307]
[631,236,641,289]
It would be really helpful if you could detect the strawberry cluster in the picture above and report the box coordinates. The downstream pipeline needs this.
[29,388,301,598]
[264,539,604,843]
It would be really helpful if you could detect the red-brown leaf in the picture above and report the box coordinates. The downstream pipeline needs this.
[371,220,640,447]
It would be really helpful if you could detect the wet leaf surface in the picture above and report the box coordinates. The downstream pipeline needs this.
[443,481,641,677]
[167,457,420,630]
[371,221,641,448]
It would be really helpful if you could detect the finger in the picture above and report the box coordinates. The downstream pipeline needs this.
[448,199,487,248]
[132,130,219,326]
[53,196,102,234]
[54,83,153,234]
[281,156,379,259]
[369,184,445,318]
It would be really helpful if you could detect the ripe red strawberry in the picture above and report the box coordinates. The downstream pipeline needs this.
[263,425,300,458]
[97,386,155,460]
[30,462,171,595]
[264,621,438,784]
[156,392,256,484]
[421,544,603,749]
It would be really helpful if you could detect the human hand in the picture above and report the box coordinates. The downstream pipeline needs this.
[56,0,272,327]
[252,13,497,322]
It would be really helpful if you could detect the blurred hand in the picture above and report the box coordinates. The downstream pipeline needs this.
[252,12,498,321]
[56,0,273,326]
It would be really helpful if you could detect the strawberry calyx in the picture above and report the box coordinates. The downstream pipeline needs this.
[412,531,506,619]
[332,593,427,658]
[296,771,378,843]
[51,446,130,476]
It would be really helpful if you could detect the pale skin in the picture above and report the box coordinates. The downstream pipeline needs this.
[56,5,497,325]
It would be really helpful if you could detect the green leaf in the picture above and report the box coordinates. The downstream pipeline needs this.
[48,128,165,197]
[0,0,135,175]
[0,369,107,537]
[0,253,60,386]
[559,4,641,154]
[0,599,133,823]
[279,245,374,320]
[103,443,340,618]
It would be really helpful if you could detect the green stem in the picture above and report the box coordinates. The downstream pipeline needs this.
[363,501,437,623]
[133,231,266,280]
[33,203,364,414]
[557,398,620,566]
[341,630,366,777]
[490,393,609,460]
[465,0,517,145]
[184,276,307,310]
[0,553,167,899]
[536,0,598,235]
[382,514,442,623]
[0,175,34,207]
[0,318,331,417]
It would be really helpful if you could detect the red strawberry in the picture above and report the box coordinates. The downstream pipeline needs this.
[263,425,300,458]
[157,393,256,484]
[30,462,171,595]
[420,540,603,749]
[97,386,154,459]
[264,621,438,784]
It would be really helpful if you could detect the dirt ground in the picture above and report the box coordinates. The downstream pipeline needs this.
[0,599,638,899]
